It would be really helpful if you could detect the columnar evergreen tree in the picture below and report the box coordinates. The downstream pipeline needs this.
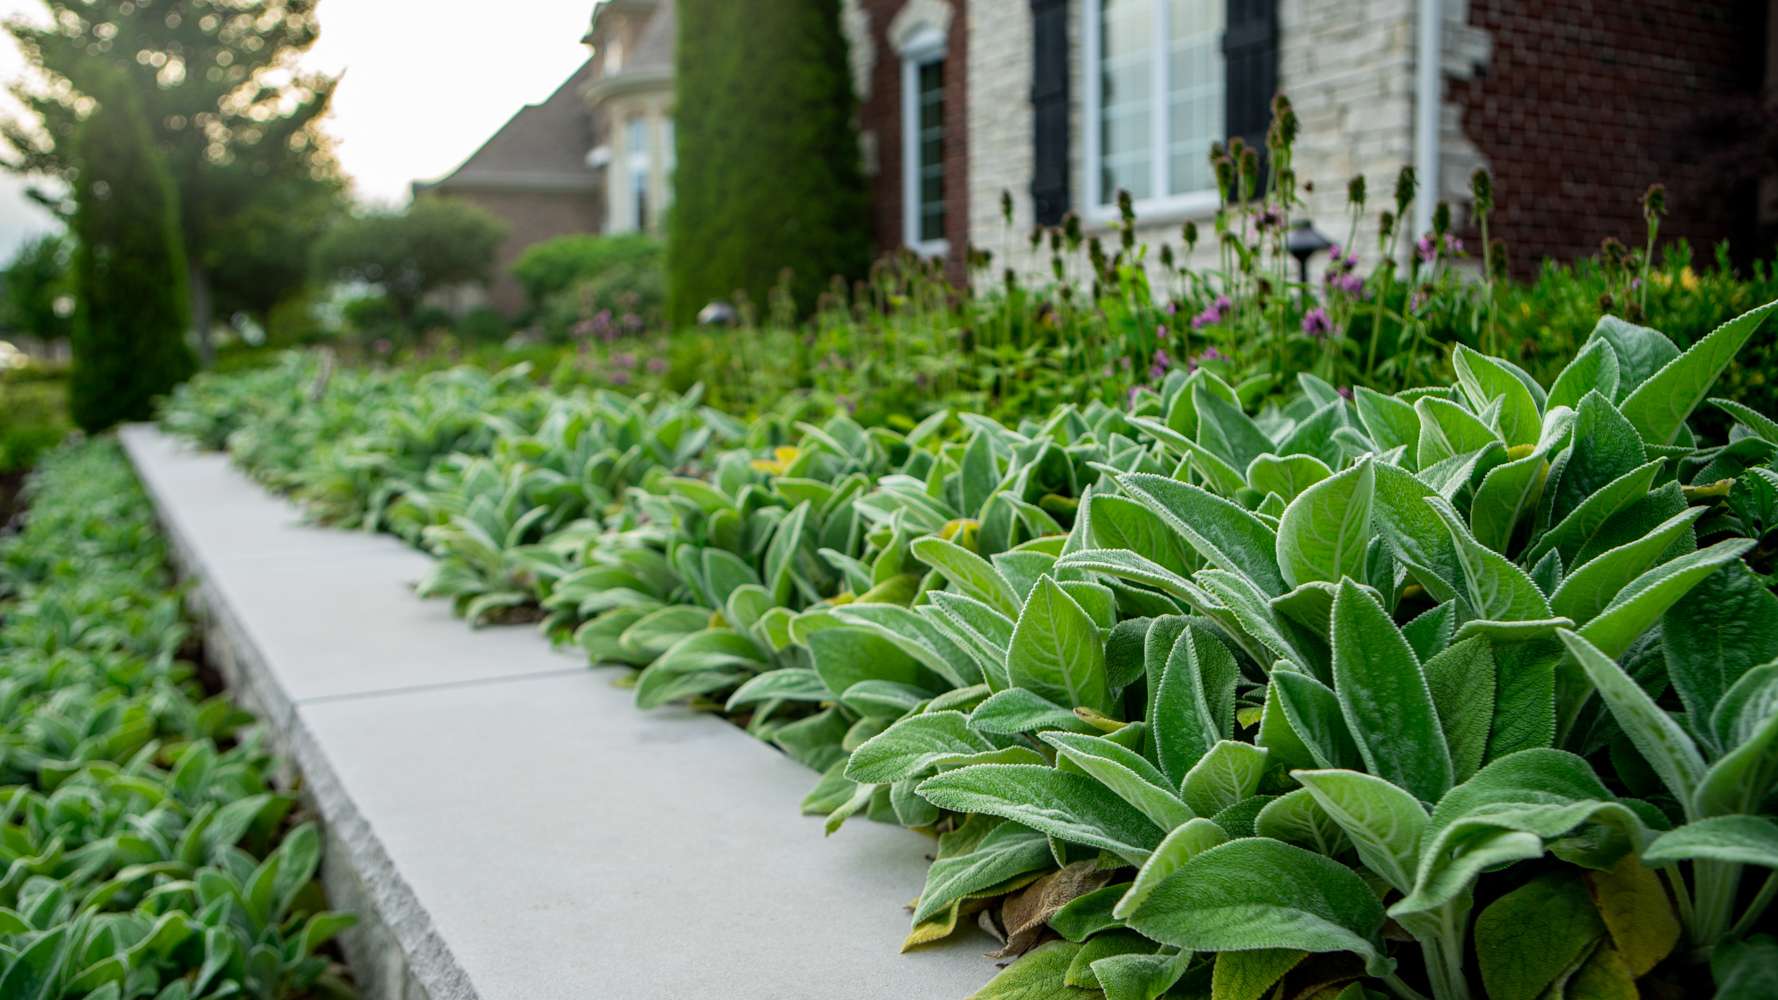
[668,0,870,325]
[4,0,341,363]
[68,73,194,432]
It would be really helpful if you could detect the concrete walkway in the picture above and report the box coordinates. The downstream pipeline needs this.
[119,426,994,1000]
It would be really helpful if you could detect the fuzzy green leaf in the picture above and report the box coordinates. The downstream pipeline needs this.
[1330,579,1452,801]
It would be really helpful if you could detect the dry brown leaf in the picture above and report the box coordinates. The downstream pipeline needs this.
[989,860,1115,959]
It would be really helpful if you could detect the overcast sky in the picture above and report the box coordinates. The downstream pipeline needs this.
[0,0,597,257]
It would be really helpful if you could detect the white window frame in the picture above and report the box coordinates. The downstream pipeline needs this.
[625,115,651,232]
[1082,0,1224,225]
[899,25,949,257]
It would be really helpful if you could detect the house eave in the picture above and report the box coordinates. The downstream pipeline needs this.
[582,67,674,108]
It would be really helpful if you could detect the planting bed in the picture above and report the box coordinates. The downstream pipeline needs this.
[138,297,1778,1000]
[117,427,994,1000]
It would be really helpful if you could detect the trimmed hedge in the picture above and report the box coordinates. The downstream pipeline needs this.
[68,71,194,433]
[668,0,870,325]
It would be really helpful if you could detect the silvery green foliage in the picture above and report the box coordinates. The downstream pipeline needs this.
[853,301,1778,999]
[160,301,1778,999]
[0,443,354,998]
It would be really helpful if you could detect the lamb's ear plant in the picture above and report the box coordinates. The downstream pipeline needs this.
[1,443,354,999]
[158,299,1778,999]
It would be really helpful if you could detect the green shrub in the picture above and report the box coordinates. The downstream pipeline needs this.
[67,71,195,433]
[512,233,662,308]
[339,294,403,345]
[0,368,70,475]
[313,197,506,323]
[455,304,512,344]
[1489,241,1778,428]
[1,233,73,343]
[668,0,870,325]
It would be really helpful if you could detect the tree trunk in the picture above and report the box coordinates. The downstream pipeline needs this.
[188,260,215,367]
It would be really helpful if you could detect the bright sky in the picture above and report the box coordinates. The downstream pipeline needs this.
[0,0,597,256]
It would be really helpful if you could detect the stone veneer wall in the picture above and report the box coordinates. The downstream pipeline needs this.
[966,0,1488,282]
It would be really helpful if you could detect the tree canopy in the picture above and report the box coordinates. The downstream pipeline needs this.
[1,233,72,342]
[313,197,507,322]
[3,0,343,359]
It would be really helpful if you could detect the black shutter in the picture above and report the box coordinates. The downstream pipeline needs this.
[1030,0,1070,225]
[1223,0,1278,154]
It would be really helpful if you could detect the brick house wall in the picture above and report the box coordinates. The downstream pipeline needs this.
[851,0,972,282]
[1449,0,1769,274]
[438,186,605,316]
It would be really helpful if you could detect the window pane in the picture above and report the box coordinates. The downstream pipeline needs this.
[1166,0,1223,194]
[1099,0,1154,203]
[912,56,945,243]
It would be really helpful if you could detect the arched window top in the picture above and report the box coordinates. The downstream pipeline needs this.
[888,0,952,59]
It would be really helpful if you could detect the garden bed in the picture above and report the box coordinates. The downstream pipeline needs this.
[118,426,996,1000]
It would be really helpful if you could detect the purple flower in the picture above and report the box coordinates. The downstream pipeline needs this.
[609,369,631,386]
[612,352,638,369]
[1301,307,1337,338]
[1337,386,1354,399]
[1148,348,1173,380]
[373,338,392,356]
[1190,294,1234,330]
[1417,233,1462,263]
[1165,301,1179,316]
[1199,346,1225,363]
[646,356,668,374]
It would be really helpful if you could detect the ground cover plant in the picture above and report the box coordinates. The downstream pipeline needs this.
[160,295,1778,999]
[0,441,354,999]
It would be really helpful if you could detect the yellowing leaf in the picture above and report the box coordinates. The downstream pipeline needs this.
[901,871,1047,952]
[1072,706,1128,734]
[1566,943,1639,1000]
[1211,948,1306,1000]
[1475,872,1604,1000]
[967,940,1084,1000]
[1585,854,1679,976]
[749,445,801,474]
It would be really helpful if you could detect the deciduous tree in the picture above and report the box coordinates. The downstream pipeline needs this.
[3,0,342,363]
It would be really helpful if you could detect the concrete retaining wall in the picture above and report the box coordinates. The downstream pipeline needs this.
[119,425,994,1000]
